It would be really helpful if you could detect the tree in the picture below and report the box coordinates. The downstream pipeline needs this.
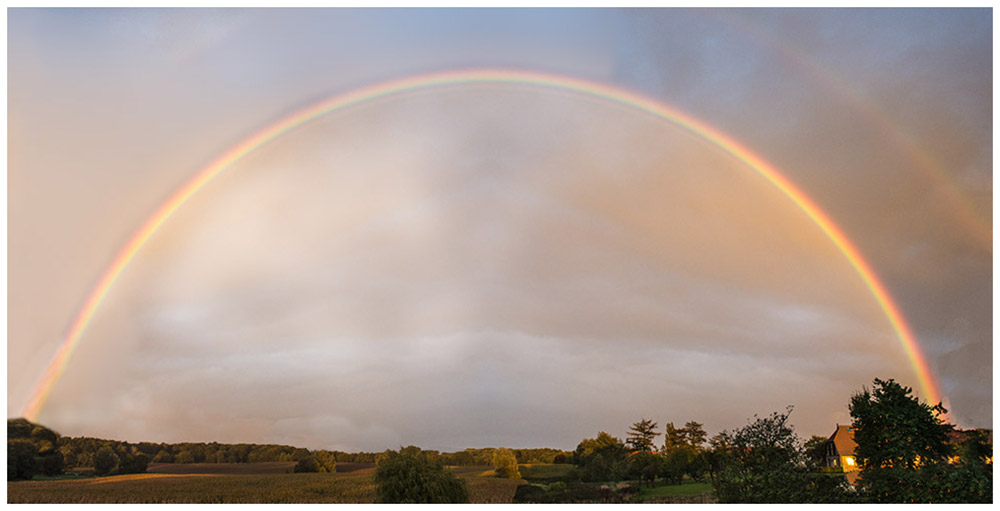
[661,446,692,485]
[374,446,469,503]
[93,446,120,476]
[662,422,683,452]
[152,449,173,463]
[626,450,661,487]
[491,448,521,479]
[626,418,659,452]
[849,378,970,503]
[802,435,829,470]
[118,450,149,474]
[8,439,39,481]
[711,408,850,503]
[573,432,628,482]
[682,421,707,450]
[174,449,195,464]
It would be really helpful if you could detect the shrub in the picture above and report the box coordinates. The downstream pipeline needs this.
[293,456,320,473]
[492,448,521,479]
[374,446,469,503]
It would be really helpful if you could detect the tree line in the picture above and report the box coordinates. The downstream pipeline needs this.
[561,378,991,503]
[7,418,569,481]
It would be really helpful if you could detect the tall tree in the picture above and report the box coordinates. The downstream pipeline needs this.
[626,418,659,452]
[850,378,952,471]
[682,421,707,450]
[849,378,962,503]
[662,422,683,452]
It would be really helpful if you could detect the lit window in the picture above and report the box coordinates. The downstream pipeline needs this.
[845,457,855,466]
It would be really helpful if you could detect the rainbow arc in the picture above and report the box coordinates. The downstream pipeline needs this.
[20,69,945,421]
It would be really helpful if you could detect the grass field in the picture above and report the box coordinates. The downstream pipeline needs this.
[518,463,574,481]
[632,481,716,503]
[7,463,524,504]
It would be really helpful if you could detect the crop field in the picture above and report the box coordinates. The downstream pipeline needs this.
[7,464,524,504]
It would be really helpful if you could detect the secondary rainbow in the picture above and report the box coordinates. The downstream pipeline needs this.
[20,68,946,421]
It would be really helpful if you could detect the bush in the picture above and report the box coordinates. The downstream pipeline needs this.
[293,456,319,473]
[492,448,521,479]
[374,446,469,503]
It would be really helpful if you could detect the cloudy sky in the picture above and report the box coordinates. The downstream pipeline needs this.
[8,8,991,451]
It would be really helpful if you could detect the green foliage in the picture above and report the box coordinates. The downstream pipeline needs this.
[152,449,173,463]
[626,418,659,452]
[685,450,709,481]
[491,447,521,478]
[311,450,337,473]
[681,421,708,449]
[626,450,661,487]
[373,446,470,503]
[174,450,195,464]
[7,419,65,480]
[711,408,852,503]
[573,432,628,482]
[802,435,829,470]
[850,378,953,472]
[662,421,707,452]
[660,447,692,485]
[93,446,120,476]
[293,456,320,473]
[39,449,65,476]
[8,438,40,480]
[849,378,967,503]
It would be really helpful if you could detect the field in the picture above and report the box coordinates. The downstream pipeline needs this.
[7,463,523,504]
[633,481,716,503]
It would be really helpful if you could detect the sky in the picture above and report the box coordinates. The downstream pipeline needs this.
[7,8,992,452]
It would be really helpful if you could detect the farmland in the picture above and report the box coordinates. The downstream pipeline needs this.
[7,462,523,504]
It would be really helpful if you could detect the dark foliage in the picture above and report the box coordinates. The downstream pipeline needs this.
[512,481,633,503]
[711,408,854,503]
[850,378,990,503]
[7,418,64,480]
[8,439,39,480]
[573,432,628,482]
[374,446,469,503]
[626,450,661,487]
[626,418,659,452]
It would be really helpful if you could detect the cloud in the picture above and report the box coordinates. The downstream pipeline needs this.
[10,9,989,448]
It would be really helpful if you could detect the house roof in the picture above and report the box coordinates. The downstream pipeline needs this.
[828,424,858,457]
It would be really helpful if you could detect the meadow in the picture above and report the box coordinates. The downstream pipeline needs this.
[7,463,523,504]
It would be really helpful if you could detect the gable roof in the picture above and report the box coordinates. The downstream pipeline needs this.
[828,424,858,456]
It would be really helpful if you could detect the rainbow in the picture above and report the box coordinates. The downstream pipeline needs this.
[715,11,991,251]
[20,68,946,421]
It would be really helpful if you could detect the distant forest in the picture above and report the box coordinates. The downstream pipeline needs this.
[8,418,570,479]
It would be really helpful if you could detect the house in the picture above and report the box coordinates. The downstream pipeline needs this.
[825,424,860,484]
